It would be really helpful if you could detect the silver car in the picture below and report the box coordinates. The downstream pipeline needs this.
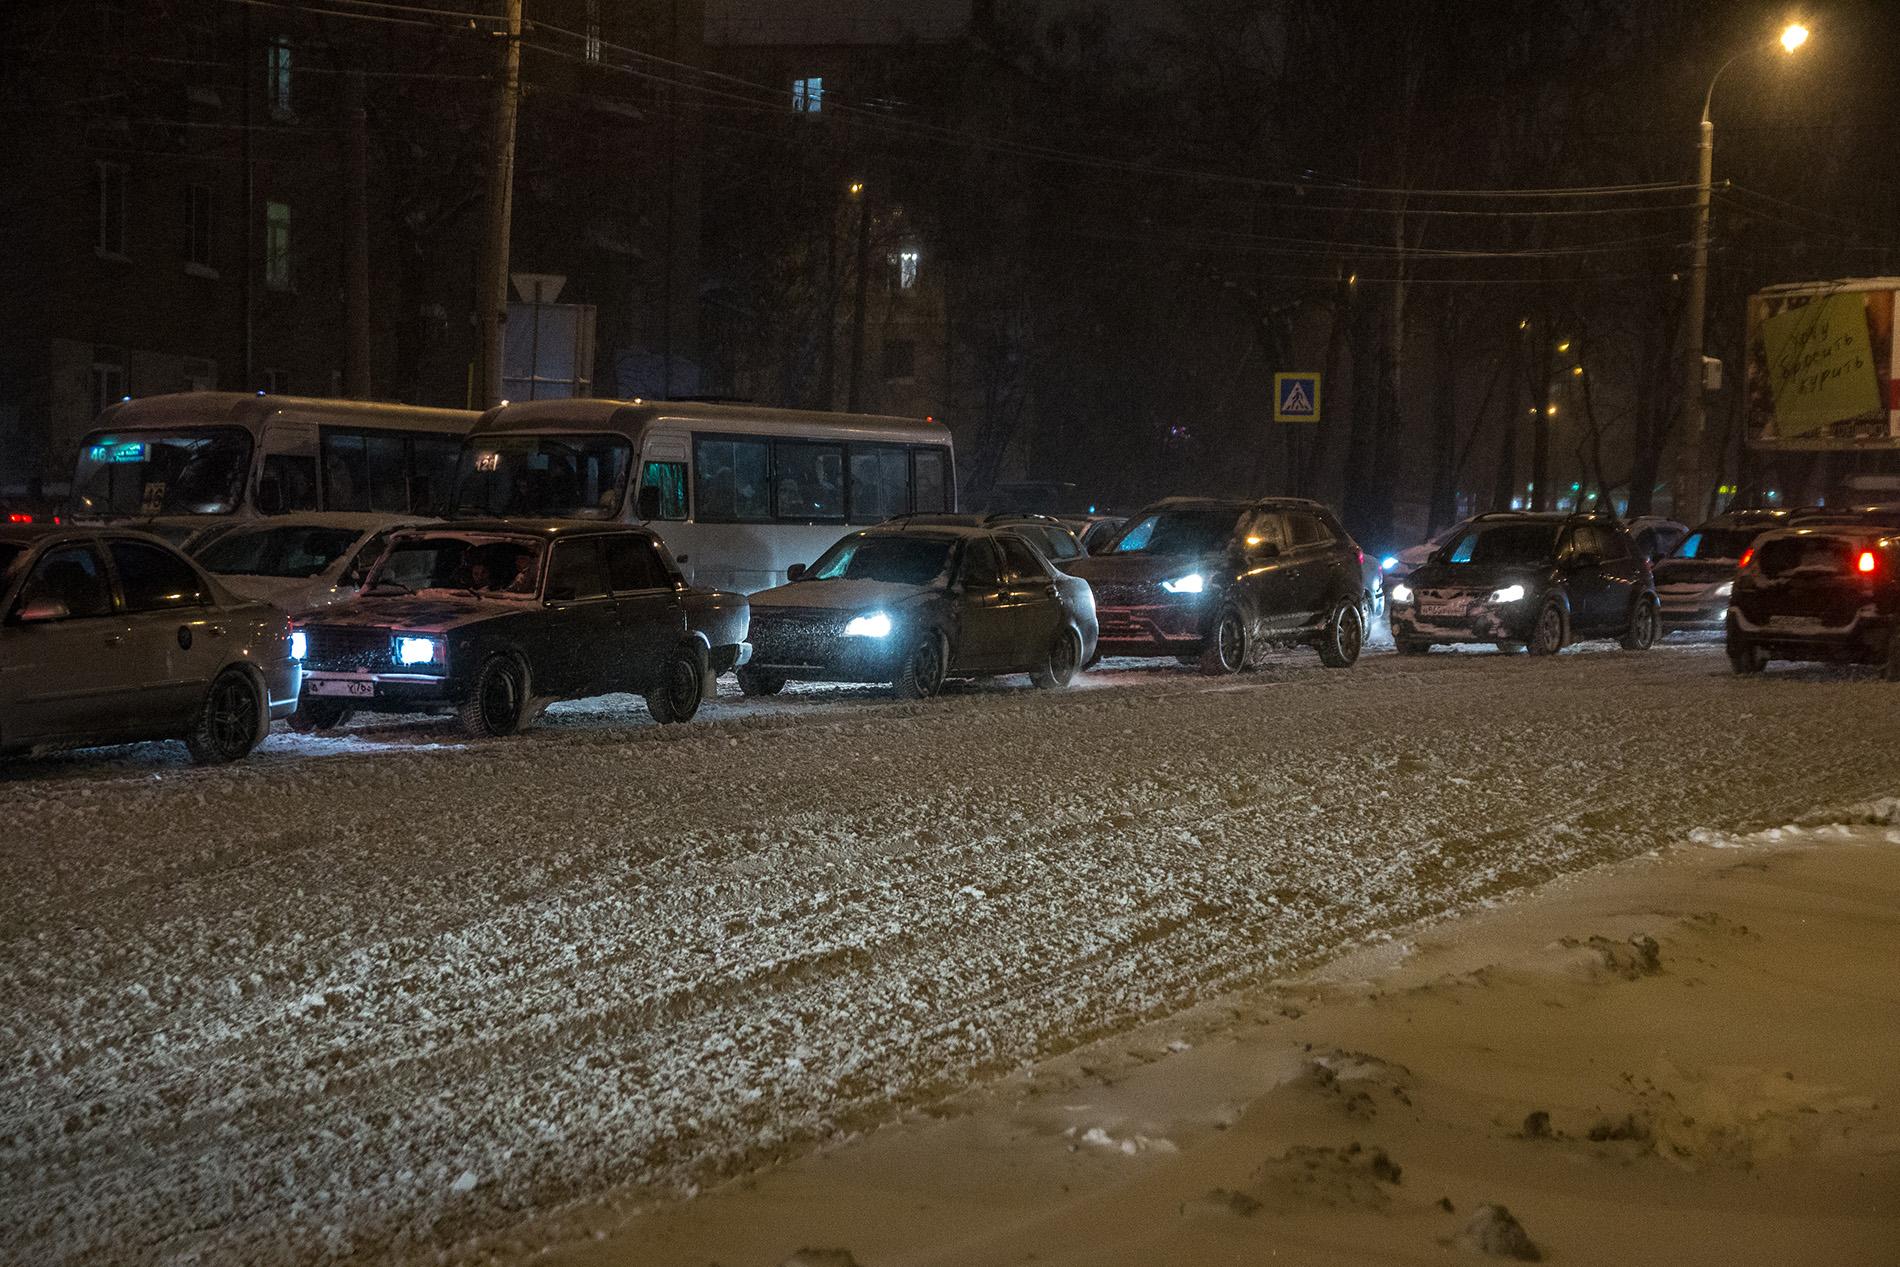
[191,513,432,613]
[0,525,300,763]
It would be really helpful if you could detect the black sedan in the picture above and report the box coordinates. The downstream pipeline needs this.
[292,521,749,736]
[1061,496,1369,674]
[1726,524,1899,677]
[740,525,1098,698]
[1654,509,1789,631]
[1388,512,1658,655]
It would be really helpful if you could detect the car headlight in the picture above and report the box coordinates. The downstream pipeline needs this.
[1381,555,1399,571]
[394,635,443,666]
[1713,580,1733,597]
[1390,583,1413,604]
[844,611,893,638]
[1489,584,1527,604]
[1161,573,1206,594]
[289,629,307,660]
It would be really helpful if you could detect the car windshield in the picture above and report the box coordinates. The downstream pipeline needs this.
[365,533,545,599]
[1440,522,1561,566]
[1111,508,1240,555]
[195,525,362,578]
[453,434,632,520]
[1670,528,1759,562]
[807,534,954,585]
[71,428,253,517]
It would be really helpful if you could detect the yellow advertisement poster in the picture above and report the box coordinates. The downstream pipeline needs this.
[1758,291,1884,438]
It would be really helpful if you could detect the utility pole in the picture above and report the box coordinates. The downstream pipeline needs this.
[845,182,872,413]
[1677,109,1714,522]
[476,0,523,409]
[343,63,372,398]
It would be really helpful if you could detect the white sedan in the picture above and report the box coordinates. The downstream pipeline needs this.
[190,514,433,613]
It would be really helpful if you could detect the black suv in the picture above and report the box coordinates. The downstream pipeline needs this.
[1726,524,1900,678]
[1389,512,1658,655]
[1061,496,1369,674]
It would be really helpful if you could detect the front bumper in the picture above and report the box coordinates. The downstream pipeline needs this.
[1389,594,1537,643]
[300,670,455,712]
[748,616,909,683]
[1093,599,1207,654]
[1658,583,1731,630]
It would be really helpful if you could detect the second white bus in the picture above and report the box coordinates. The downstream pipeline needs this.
[452,399,956,592]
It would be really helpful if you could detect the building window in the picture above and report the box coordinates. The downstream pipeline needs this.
[892,249,919,290]
[91,351,127,417]
[882,338,916,381]
[793,76,823,113]
[264,200,291,290]
[186,183,214,272]
[97,162,127,257]
[266,37,292,118]
[584,0,601,62]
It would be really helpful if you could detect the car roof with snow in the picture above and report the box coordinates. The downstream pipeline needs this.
[389,518,653,539]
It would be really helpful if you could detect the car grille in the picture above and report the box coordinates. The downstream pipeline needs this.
[750,607,849,666]
[1091,580,1165,610]
[303,625,393,672]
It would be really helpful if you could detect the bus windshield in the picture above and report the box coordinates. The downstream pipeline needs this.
[72,428,253,517]
[454,434,632,520]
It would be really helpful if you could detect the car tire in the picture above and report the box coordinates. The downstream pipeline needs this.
[1198,606,1249,676]
[1620,598,1660,651]
[1316,599,1364,668]
[1527,601,1567,656]
[893,630,948,699]
[1032,627,1081,689]
[186,667,264,765]
[287,701,354,733]
[459,654,526,738]
[1728,637,1768,675]
[736,667,786,697]
[1395,637,1431,656]
[646,643,708,723]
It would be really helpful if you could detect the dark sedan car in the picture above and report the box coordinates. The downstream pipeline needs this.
[1061,496,1369,674]
[1,524,300,762]
[1389,512,1659,655]
[740,524,1098,698]
[292,521,749,735]
[1726,525,1900,678]
[1654,509,1790,631]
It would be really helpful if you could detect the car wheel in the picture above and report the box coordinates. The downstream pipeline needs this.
[1395,638,1431,656]
[1316,599,1363,668]
[186,668,263,765]
[287,701,354,733]
[1527,601,1566,656]
[1032,627,1081,688]
[1198,607,1248,676]
[1728,637,1768,675]
[647,643,708,723]
[1620,598,1660,651]
[459,654,526,738]
[736,666,786,697]
[893,631,948,699]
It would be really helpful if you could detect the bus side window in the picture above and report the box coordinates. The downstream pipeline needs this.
[411,436,461,514]
[848,445,908,523]
[912,447,949,512]
[260,452,318,513]
[639,461,688,520]
[693,436,771,522]
[321,431,370,512]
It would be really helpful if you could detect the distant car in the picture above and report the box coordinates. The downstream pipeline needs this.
[1388,512,1658,656]
[741,523,1098,698]
[1654,509,1790,631]
[1789,503,1900,530]
[1059,514,1128,555]
[1061,496,1369,674]
[191,513,431,612]
[887,511,1085,564]
[1626,515,1690,563]
[291,521,749,736]
[1381,518,1473,585]
[1726,524,1900,678]
[0,524,299,762]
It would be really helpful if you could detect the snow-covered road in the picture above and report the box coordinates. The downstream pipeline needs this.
[4,642,1898,1265]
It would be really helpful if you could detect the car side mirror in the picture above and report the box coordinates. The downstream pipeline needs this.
[636,485,662,521]
[17,598,70,623]
[786,562,807,581]
[255,475,285,516]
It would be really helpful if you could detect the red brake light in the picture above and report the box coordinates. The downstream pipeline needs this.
[1737,547,1755,570]
[1857,550,1877,574]
[6,513,31,524]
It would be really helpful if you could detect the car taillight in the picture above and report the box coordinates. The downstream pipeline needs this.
[5,513,30,524]
[1737,547,1755,570]
[1857,550,1877,574]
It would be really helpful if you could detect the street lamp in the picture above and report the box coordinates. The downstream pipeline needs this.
[1680,22,1809,519]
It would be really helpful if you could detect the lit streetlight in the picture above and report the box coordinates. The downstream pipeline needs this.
[1680,22,1809,518]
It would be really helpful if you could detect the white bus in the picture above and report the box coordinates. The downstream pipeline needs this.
[72,392,478,544]
[452,398,956,592]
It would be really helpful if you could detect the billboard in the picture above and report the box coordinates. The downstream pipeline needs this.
[1746,280,1900,449]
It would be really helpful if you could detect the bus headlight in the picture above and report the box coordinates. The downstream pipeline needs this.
[844,612,893,638]
[1161,573,1206,594]
[395,635,443,665]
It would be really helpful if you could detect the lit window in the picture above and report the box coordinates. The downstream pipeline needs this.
[264,201,291,291]
[584,0,600,62]
[97,162,127,256]
[894,249,919,289]
[266,37,292,118]
[187,183,213,271]
[793,76,823,113]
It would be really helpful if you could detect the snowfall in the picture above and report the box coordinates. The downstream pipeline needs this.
[3,641,1898,1265]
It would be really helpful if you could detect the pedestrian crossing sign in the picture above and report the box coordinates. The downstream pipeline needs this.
[1274,372,1321,422]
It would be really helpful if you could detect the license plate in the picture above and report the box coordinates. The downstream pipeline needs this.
[309,678,375,698]
[1419,598,1467,618]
